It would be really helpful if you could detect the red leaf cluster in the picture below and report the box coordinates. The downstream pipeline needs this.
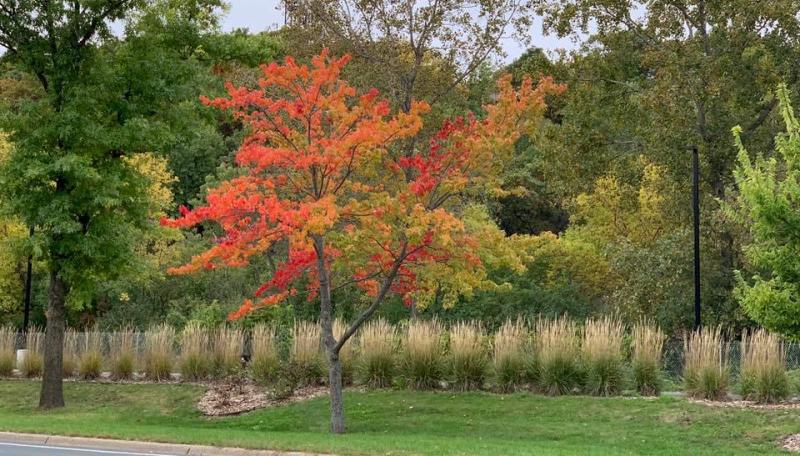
[164,50,562,320]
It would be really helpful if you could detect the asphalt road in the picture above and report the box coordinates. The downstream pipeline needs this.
[0,442,182,456]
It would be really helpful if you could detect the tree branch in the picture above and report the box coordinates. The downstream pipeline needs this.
[334,241,407,352]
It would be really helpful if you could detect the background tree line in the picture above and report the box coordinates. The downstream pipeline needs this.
[1,0,800,356]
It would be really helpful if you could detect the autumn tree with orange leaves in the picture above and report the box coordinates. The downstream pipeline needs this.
[164,50,563,433]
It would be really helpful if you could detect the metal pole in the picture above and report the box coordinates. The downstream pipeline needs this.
[691,146,701,330]
[22,225,33,336]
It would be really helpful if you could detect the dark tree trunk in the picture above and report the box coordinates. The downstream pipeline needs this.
[39,271,67,409]
[312,235,408,434]
[326,350,345,433]
[313,235,345,434]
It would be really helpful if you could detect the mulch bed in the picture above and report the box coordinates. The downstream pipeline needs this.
[688,398,800,410]
[782,434,800,452]
[197,382,329,416]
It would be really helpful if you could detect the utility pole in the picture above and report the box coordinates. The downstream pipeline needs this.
[690,146,701,330]
[16,226,34,362]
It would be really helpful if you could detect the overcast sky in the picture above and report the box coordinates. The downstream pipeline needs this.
[0,1,582,60]
[220,0,580,63]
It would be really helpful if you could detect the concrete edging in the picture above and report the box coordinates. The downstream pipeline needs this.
[0,431,332,456]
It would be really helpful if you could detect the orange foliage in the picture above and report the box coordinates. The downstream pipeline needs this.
[163,50,563,319]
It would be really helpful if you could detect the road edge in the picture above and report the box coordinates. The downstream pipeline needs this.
[0,431,333,456]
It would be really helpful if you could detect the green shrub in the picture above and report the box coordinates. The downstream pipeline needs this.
[0,326,16,377]
[356,318,395,388]
[144,324,174,381]
[400,319,443,390]
[449,321,488,391]
[534,317,582,395]
[739,328,789,403]
[250,324,279,384]
[211,326,243,379]
[631,320,665,396]
[492,319,528,392]
[288,321,323,386]
[180,322,210,381]
[271,360,311,400]
[582,317,624,396]
[683,326,729,400]
[110,329,137,380]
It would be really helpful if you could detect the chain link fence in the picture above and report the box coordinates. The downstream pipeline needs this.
[662,339,800,380]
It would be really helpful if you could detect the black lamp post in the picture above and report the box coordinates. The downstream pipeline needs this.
[689,145,701,330]
[22,226,34,337]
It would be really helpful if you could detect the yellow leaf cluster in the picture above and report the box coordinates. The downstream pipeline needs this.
[118,153,183,287]
[123,152,177,218]
[571,158,680,247]
[0,134,26,311]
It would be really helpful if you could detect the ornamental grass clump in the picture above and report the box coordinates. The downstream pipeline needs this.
[109,328,137,380]
[449,321,489,391]
[211,326,243,379]
[534,316,582,395]
[401,319,443,390]
[62,329,79,378]
[683,326,729,400]
[144,324,175,381]
[582,317,625,396]
[492,319,528,392]
[739,328,789,403]
[0,326,15,377]
[180,322,210,381]
[332,319,355,384]
[289,321,323,386]
[356,318,396,388]
[20,328,43,378]
[631,320,665,396]
[78,330,103,380]
[250,324,279,384]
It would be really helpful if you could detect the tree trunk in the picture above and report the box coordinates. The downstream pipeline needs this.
[313,235,346,434]
[39,271,66,409]
[327,350,345,433]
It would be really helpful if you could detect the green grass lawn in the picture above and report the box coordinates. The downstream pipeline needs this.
[0,380,797,455]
